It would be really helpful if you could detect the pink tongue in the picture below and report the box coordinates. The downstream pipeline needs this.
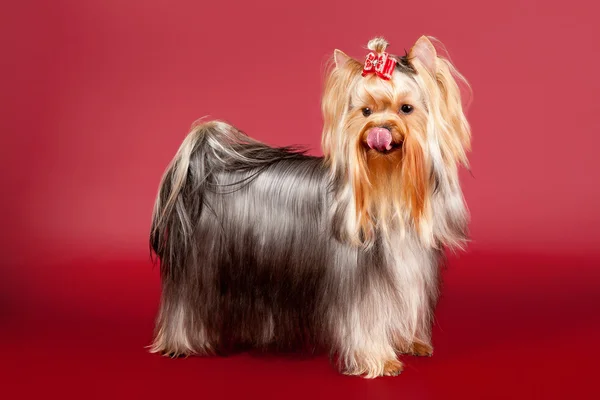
[366,128,393,151]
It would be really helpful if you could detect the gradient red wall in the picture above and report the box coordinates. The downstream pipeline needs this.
[1,0,599,398]
[3,0,599,265]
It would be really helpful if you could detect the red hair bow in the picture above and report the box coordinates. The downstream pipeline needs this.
[361,51,397,80]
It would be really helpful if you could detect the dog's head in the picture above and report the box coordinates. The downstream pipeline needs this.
[322,36,471,246]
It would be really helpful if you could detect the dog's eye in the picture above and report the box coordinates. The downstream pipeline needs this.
[361,108,372,117]
[400,104,414,115]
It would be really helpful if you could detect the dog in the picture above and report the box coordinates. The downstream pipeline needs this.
[149,36,471,378]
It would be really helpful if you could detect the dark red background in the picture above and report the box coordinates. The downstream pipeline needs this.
[2,0,599,398]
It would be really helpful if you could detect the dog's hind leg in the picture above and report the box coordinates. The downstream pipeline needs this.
[149,294,213,357]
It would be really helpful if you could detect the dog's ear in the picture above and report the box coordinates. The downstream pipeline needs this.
[409,36,437,74]
[333,49,352,69]
[322,49,361,168]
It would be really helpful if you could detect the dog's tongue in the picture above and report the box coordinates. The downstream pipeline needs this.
[366,128,393,151]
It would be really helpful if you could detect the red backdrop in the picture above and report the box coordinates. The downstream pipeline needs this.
[1,0,599,398]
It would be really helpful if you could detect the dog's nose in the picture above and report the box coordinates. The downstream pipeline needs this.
[366,127,392,151]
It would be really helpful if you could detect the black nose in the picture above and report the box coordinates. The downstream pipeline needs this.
[380,125,392,131]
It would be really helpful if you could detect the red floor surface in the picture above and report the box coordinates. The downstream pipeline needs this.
[3,250,598,399]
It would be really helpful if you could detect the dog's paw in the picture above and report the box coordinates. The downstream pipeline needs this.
[410,342,433,357]
[342,358,404,378]
[383,359,404,376]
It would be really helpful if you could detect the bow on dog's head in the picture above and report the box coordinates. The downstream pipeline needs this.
[321,36,471,248]
[362,50,397,80]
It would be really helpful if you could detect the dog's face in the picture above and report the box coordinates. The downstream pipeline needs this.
[345,64,431,240]
[348,69,426,156]
[322,36,471,245]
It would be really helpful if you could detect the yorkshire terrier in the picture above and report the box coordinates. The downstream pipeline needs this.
[149,36,471,378]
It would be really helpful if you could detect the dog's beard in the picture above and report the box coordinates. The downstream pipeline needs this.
[342,109,431,244]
